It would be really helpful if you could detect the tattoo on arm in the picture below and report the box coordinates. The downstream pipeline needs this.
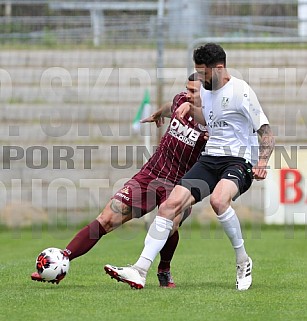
[110,199,132,215]
[257,124,275,164]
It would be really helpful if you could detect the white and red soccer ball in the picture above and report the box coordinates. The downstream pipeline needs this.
[35,247,70,281]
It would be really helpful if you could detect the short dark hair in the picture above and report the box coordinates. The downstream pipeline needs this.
[193,43,226,67]
[188,72,199,81]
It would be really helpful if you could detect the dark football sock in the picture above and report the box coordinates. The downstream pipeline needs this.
[64,219,106,261]
[158,230,179,272]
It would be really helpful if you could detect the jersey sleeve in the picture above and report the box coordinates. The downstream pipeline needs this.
[171,92,187,114]
[241,82,269,131]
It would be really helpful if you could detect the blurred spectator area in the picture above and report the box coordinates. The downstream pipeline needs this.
[0,0,304,46]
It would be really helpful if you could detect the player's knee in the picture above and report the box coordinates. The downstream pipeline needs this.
[210,195,228,215]
[159,199,180,220]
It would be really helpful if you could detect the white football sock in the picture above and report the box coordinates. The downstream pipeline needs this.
[217,206,248,264]
[134,216,173,273]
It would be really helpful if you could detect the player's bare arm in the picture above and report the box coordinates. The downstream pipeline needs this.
[253,124,275,180]
[175,102,206,125]
[140,101,172,128]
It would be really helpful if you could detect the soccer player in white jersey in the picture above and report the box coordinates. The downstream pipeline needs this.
[105,43,275,291]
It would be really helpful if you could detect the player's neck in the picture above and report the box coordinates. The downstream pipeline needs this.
[212,70,231,91]
[217,73,231,90]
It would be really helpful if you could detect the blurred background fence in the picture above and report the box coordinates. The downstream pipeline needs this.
[0,0,306,227]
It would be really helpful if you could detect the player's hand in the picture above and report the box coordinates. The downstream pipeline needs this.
[252,161,269,180]
[175,102,191,121]
[140,111,164,128]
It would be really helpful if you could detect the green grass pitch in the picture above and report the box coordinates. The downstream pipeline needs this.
[0,223,306,321]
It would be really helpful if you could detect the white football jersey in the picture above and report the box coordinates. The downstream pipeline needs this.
[201,76,269,165]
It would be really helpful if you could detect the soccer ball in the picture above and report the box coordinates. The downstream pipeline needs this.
[35,247,70,281]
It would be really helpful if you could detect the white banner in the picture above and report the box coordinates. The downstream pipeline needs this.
[265,147,307,225]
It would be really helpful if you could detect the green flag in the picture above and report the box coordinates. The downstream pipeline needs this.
[132,89,151,132]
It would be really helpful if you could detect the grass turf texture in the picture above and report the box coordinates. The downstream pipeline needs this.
[0,224,306,321]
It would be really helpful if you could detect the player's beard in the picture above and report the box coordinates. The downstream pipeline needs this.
[203,80,212,90]
[204,74,219,91]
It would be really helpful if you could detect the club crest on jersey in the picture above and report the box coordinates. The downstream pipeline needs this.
[221,97,230,108]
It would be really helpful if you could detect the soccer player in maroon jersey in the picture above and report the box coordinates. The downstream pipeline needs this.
[31,73,208,286]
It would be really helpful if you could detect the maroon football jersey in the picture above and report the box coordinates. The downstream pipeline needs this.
[140,92,207,184]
